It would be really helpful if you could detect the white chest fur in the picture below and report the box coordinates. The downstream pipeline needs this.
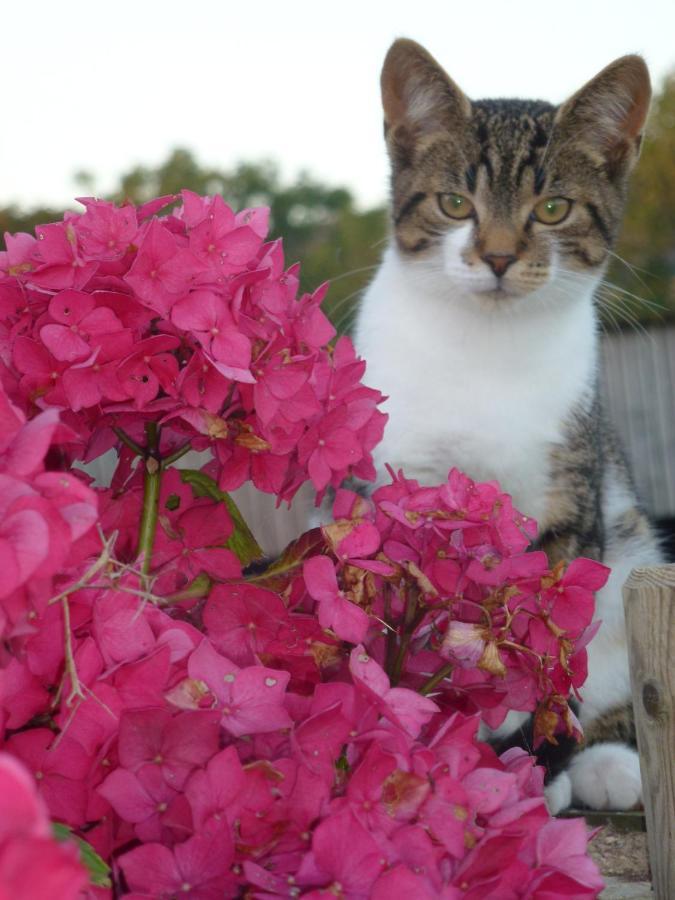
[354,247,599,525]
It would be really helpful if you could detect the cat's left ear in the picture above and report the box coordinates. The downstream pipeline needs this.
[555,55,651,176]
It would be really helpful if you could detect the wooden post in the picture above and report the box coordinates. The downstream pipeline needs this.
[623,565,675,900]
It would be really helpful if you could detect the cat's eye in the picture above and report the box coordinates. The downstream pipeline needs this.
[438,193,475,220]
[532,197,572,225]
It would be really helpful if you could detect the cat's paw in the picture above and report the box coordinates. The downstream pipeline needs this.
[568,743,642,810]
[544,771,572,815]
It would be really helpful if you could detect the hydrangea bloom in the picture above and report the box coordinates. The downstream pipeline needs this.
[1,191,386,504]
[0,195,607,897]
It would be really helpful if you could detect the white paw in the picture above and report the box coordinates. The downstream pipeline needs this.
[568,743,642,810]
[545,771,572,815]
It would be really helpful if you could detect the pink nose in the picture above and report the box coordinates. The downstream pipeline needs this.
[482,254,517,277]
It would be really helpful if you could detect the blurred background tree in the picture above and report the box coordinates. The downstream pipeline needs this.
[611,72,675,328]
[1,74,672,334]
[0,150,386,334]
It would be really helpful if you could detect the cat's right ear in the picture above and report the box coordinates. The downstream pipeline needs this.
[381,39,471,165]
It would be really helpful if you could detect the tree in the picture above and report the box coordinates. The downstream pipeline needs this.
[611,73,675,327]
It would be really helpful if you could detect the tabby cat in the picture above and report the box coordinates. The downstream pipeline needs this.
[354,39,663,812]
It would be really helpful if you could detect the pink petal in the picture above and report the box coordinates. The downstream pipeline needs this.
[0,753,50,840]
[320,594,369,644]
[349,645,389,697]
[48,290,95,324]
[39,324,90,362]
[97,768,155,823]
[171,290,222,333]
[1,510,49,582]
[2,408,60,477]
[79,306,123,335]
[211,329,251,371]
[563,558,611,591]
[118,843,181,894]
[303,555,339,604]
[336,521,381,559]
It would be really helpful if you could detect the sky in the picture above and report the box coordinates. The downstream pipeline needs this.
[3,0,674,212]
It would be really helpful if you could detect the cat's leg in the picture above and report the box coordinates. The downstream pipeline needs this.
[544,771,572,814]
[567,742,642,810]
[565,532,658,810]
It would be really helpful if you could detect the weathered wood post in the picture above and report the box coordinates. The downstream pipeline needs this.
[623,565,675,900]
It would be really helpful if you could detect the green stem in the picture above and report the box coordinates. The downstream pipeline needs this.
[419,662,453,696]
[390,589,423,686]
[113,426,145,457]
[180,469,264,566]
[136,422,161,575]
[162,441,192,467]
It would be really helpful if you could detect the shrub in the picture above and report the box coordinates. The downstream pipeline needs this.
[0,194,606,898]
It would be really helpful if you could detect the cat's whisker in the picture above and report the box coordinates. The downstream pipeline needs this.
[555,268,663,324]
[607,297,652,337]
[596,298,626,336]
[556,271,656,335]
[595,289,653,339]
[556,266,663,309]
[328,285,370,330]
[327,264,379,285]
[597,279,665,313]
[605,248,656,287]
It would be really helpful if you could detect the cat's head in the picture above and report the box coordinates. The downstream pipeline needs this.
[381,39,650,307]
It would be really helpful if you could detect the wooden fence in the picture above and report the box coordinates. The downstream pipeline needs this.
[624,565,675,899]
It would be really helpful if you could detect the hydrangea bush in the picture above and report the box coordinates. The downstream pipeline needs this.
[0,193,608,898]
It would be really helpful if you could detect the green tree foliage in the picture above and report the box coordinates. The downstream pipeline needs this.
[0,149,387,334]
[0,203,64,237]
[1,74,672,333]
[610,73,675,328]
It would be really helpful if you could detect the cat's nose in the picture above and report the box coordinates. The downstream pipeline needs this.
[481,253,517,277]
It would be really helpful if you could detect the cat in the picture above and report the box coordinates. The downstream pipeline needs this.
[353,38,663,813]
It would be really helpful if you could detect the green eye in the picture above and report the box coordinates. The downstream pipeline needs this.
[533,197,572,225]
[438,193,475,220]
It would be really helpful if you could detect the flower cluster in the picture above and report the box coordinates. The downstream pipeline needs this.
[1,192,386,502]
[310,470,608,740]
[0,195,607,898]
[0,753,88,899]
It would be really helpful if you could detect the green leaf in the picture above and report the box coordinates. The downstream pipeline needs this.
[244,527,326,593]
[164,572,212,604]
[180,469,265,568]
[52,823,112,888]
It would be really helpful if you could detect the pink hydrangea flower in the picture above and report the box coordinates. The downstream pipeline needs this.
[0,193,607,899]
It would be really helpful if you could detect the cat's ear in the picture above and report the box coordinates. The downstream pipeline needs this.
[381,39,471,163]
[556,55,651,176]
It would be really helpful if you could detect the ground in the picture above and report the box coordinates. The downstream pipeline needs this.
[584,816,651,898]
[590,825,650,881]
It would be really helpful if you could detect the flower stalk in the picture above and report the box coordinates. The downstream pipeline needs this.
[389,588,424,685]
[136,421,162,575]
[419,662,454,696]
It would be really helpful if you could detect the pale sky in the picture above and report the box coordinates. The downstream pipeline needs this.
[3,0,674,212]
